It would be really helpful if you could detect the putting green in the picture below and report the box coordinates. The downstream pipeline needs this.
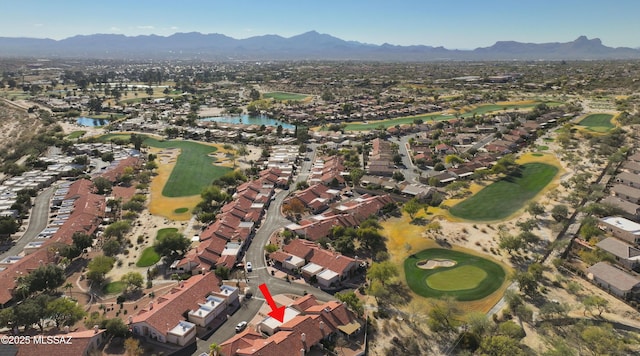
[405,248,505,301]
[426,265,487,291]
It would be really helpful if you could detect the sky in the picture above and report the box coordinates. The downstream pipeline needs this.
[2,0,640,49]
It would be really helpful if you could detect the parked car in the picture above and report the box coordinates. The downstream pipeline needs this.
[246,262,252,272]
[235,321,248,332]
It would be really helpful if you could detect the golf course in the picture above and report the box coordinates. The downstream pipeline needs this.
[577,113,615,133]
[404,248,506,301]
[449,162,558,221]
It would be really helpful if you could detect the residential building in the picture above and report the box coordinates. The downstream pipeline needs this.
[599,216,640,244]
[596,237,640,269]
[587,262,640,299]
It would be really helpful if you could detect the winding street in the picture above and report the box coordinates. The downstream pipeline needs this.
[194,147,332,354]
[0,186,54,260]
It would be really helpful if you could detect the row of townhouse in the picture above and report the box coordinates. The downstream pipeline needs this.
[270,239,359,288]
[585,216,640,300]
[171,168,290,274]
[128,272,239,346]
[285,194,395,242]
[221,294,362,356]
[606,152,640,221]
[284,183,342,215]
[0,152,142,307]
[308,156,348,187]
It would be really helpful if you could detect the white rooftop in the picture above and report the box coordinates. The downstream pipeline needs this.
[302,262,324,276]
[168,320,195,336]
[260,306,300,330]
[601,216,640,235]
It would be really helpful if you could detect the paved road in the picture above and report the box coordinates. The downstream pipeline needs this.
[0,186,54,260]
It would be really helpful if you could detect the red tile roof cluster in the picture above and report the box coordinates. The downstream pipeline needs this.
[178,169,282,272]
[129,273,221,337]
[289,194,393,241]
[0,179,105,305]
[220,295,359,356]
[99,156,142,182]
[310,156,345,186]
[284,184,340,213]
[283,239,357,277]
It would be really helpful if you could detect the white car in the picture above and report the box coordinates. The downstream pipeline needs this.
[235,321,247,332]
[246,262,252,272]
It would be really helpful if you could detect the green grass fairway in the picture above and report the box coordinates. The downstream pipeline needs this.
[174,207,189,214]
[136,247,161,267]
[263,92,309,101]
[405,249,505,301]
[578,113,614,132]
[426,265,487,291]
[449,163,558,221]
[100,134,232,197]
[157,228,178,239]
[67,130,86,139]
[536,145,549,151]
[103,281,125,294]
[339,101,561,131]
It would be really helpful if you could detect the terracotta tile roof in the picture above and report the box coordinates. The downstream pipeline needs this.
[111,185,137,202]
[0,249,56,305]
[130,273,220,336]
[220,329,263,356]
[16,329,106,356]
[100,156,142,182]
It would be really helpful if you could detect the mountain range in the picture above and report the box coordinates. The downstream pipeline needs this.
[1,31,639,61]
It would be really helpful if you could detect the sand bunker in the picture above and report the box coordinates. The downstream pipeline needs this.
[417,259,457,270]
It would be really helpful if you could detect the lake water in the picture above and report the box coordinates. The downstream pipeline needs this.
[200,114,295,129]
[76,117,110,127]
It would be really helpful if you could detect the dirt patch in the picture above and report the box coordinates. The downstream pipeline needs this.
[417,259,456,269]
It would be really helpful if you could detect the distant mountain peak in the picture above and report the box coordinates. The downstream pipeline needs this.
[0,31,637,61]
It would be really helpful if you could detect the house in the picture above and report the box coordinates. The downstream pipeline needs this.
[129,273,223,346]
[283,239,358,285]
[596,237,640,269]
[601,196,640,221]
[221,295,362,356]
[622,161,640,175]
[615,172,640,188]
[587,262,640,299]
[16,328,106,356]
[598,216,640,244]
[611,184,640,204]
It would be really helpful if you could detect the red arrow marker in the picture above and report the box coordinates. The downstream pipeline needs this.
[259,283,286,322]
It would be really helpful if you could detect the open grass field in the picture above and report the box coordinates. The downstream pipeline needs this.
[449,163,558,221]
[136,247,161,267]
[143,137,232,197]
[405,248,506,301]
[263,92,310,101]
[577,113,614,132]
[337,101,562,131]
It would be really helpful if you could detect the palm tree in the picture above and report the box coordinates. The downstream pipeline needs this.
[64,282,74,298]
[209,342,222,356]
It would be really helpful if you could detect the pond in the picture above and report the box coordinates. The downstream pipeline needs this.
[76,117,110,127]
[199,114,295,129]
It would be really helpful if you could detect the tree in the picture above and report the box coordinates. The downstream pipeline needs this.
[539,302,569,320]
[466,311,491,336]
[444,154,464,166]
[356,227,386,254]
[582,295,609,316]
[551,204,569,222]
[104,317,130,338]
[101,152,115,162]
[25,264,65,294]
[214,265,230,279]
[154,231,191,258]
[526,201,545,218]
[519,230,540,246]
[129,133,144,151]
[14,294,50,331]
[124,337,144,356]
[512,271,538,297]
[209,342,222,356]
[0,216,20,235]
[580,324,626,356]
[497,320,525,339]
[72,232,93,251]
[392,171,405,181]
[427,297,460,333]
[120,272,144,293]
[102,238,121,256]
[349,168,365,186]
[103,220,131,240]
[64,282,74,297]
[499,233,524,255]
[403,198,420,220]
[367,260,398,286]
[46,298,86,328]
[92,176,113,195]
[335,291,364,317]
[86,255,115,284]
[479,335,526,356]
